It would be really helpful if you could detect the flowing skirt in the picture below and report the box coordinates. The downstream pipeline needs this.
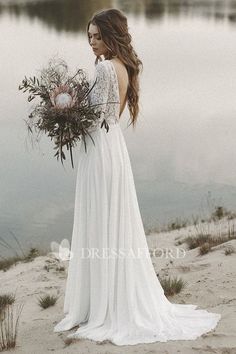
[54,121,221,345]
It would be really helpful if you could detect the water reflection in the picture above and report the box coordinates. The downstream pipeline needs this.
[141,0,236,23]
[1,0,236,252]
[0,0,112,32]
[0,0,236,33]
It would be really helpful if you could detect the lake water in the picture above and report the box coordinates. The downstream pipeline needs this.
[1,0,236,254]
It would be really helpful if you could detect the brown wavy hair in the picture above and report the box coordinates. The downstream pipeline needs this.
[86,8,143,127]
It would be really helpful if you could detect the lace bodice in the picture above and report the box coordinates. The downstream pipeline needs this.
[87,60,120,132]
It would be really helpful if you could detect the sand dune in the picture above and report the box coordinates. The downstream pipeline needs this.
[1,218,236,353]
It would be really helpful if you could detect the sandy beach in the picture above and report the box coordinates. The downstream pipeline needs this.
[1,217,236,354]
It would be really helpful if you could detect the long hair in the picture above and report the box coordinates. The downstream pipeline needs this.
[86,8,143,127]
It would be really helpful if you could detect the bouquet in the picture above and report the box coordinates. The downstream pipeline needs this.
[18,58,110,168]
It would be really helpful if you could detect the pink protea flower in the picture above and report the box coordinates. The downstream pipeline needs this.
[50,84,77,109]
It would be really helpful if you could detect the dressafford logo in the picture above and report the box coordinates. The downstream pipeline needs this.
[50,239,73,261]
[79,247,186,259]
[50,239,186,261]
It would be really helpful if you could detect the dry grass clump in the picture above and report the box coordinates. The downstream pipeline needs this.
[199,242,211,255]
[184,234,210,249]
[167,217,188,231]
[0,293,15,309]
[224,246,235,256]
[210,206,232,221]
[37,294,59,309]
[159,276,188,296]
[0,293,23,351]
[184,233,236,255]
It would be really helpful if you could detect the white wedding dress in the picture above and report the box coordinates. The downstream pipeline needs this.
[54,59,221,345]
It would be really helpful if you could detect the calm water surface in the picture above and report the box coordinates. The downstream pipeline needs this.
[1,0,236,253]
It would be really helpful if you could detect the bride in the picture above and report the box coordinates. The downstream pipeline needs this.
[54,8,221,346]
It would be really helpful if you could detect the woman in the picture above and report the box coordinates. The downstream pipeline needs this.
[54,8,221,346]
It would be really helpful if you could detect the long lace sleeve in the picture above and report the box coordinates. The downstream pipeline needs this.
[87,61,110,132]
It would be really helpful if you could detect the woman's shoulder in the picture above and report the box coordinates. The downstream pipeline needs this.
[94,60,111,77]
[95,59,110,69]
